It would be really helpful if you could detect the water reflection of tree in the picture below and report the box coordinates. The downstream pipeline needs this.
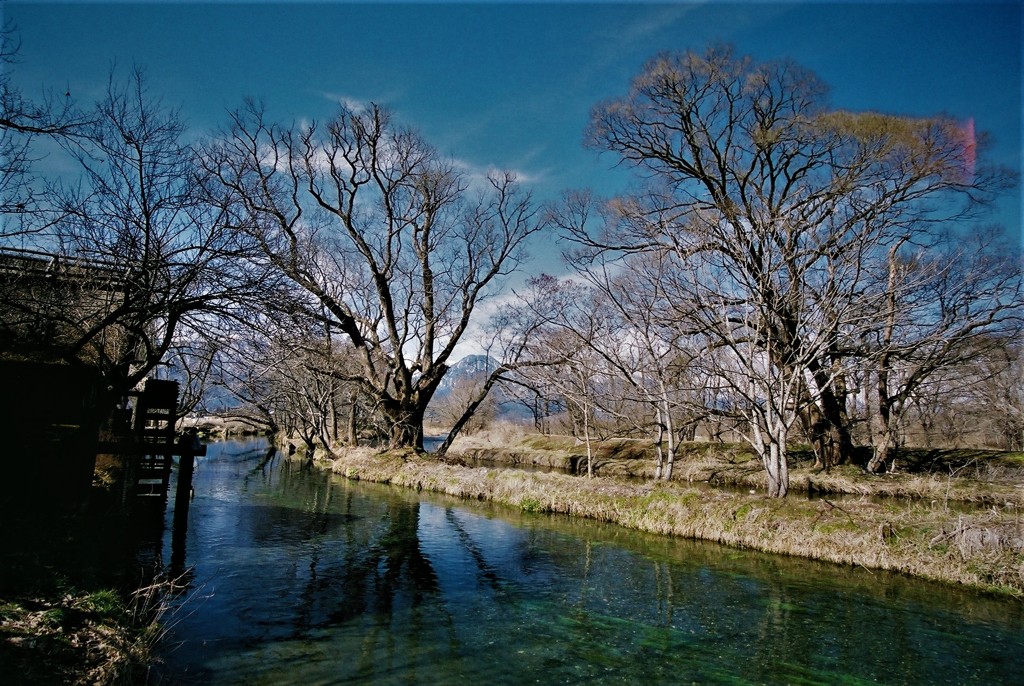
[161,455,1024,684]
[283,489,443,632]
[444,508,502,591]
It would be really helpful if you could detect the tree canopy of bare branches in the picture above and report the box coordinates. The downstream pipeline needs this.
[0,23,83,236]
[0,67,273,417]
[563,46,1021,495]
[204,102,546,450]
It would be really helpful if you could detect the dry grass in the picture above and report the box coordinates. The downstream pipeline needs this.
[449,433,1024,507]
[0,498,189,685]
[0,579,175,685]
[325,447,1024,597]
[450,430,665,475]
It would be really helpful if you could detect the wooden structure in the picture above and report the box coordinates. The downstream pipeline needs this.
[129,379,181,499]
[0,250,202,510]
[97,378,206,504]
[0,248,124,361]
[0,359,105,511]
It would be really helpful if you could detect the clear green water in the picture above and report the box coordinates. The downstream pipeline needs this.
[153,440,1024,685]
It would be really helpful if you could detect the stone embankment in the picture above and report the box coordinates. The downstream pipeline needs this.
[178,415,266,439]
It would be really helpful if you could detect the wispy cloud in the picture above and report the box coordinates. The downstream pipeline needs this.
[615,4,702,50]
[320,91,373,114]
[449,156,546,193]
[319,89,406,114]
[587,5,701,74]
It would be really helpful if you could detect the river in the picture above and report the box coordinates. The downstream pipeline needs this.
[151,439,1024,684]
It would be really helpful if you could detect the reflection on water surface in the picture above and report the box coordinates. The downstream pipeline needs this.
[153,439,1024,685]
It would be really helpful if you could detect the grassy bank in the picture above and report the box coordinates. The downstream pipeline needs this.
[322,442,1024,598]
[450,429,1024,506]
[0,584,165,684]
[0,503,171,684]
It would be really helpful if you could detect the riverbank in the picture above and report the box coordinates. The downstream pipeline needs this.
[450,429,1024,506]
[0,584,163,684]
[0,503,169,684]
[320,440,1024,597]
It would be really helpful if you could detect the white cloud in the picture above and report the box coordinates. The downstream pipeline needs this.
[448,156,546,194]
[320,92,372,114]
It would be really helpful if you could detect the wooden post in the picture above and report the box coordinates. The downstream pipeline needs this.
[173,429,201,518]
[121,390,148,505]
[174,452,195,513]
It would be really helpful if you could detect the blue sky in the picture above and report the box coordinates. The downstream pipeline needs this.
[5,1,1022,257]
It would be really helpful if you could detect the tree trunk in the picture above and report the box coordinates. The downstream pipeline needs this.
[867,360,899,474]
[681,421,697,442]
[580,397,594,478]
[346,391,358,446]
[387,409,425,451]
[800,370,855,468]
[867,242,903,475]
[390,422,422,451]
[752,403,790,498]
[435,367,507,458]
[867,396,901,474]
[329,381,340,445]
[653,410,665,481]
[380,397,427,451]
[662,396,676,481]
[868,428,898,474]
[764,442,789,498]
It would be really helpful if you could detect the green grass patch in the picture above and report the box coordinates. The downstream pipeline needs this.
[733,502,755,521]
[816,520,861,535]
[82,589,125,620]
[520,496,544,513]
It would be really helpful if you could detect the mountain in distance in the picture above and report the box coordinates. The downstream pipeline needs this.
[436,354,496,395]
[433,354,535,422]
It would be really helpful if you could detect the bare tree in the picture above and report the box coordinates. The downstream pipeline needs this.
[564,245,714,479]
[513,325,604,477]
[497,374,565,435]
[205,330,285,434]
[166,334,219,417]
[862,230,1022,471]
[429,374,498,437]
[974,341,1024,451]
[0,24,82,237]
[567,45,1017,494]
[204,102,545,451]
[432,273,585,456]
[209,313,373,450]
[37,69,266,402]
[910,337,1024,452]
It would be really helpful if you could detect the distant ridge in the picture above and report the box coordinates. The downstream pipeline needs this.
[436,354,496,396]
